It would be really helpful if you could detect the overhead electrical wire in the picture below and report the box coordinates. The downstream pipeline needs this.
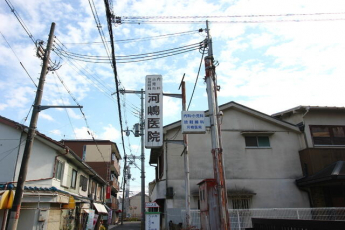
[120,12,345,19]
[0,31,37,87]
[54,70,108,163]
[54,40,206,63]
[88,0,113,67]
[119,18,345,24]
[5,0,36,44]
[61,29,203,45]
[53,39,116,100]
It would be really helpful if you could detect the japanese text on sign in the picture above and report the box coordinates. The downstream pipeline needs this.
[181,111,206,134]
[145,75,163,148]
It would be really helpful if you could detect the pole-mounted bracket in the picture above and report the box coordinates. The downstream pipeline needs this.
[34,105,83,112]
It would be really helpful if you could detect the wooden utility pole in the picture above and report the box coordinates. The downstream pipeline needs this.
[179,76,191,228]
[204,20,230,229]
[7,22,56,230]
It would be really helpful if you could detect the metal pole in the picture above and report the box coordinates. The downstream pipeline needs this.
[204,20,230,230]
[181,81,191,228]
[140,89,145,230]
[7,22,56,230]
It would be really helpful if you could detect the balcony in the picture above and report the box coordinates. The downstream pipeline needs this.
[109,177,120,192]
[299,148,345,176]
[111,159,121,176]
[107,198,119,210]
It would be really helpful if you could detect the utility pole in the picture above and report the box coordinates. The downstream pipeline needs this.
[118,89,146,230]
[205,20,230,229]
[7,22,56,230]
[178,76,191,227]
[120,155,127,225]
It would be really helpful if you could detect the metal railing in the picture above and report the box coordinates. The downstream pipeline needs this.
[181,208,345,229]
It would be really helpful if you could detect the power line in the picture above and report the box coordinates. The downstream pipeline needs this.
[0,31,37,87]
[119,18,345,24]
[61,29,203,45]
[56,41,203,59]
[88,0,113,67]
[52,73,78,139]
[54,41,205,63]
[5,0,36,44]
[120,12,345,19]
[54,70,108,163]
[188,46,206,110]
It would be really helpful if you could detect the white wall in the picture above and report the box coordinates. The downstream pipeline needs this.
[158,106,310,212]
[0,123,22,182]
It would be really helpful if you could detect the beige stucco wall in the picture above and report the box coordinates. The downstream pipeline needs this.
[157,106,310,214]
[85,145,111,162]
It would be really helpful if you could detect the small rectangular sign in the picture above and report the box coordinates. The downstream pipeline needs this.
[182,111,206,134]
[145,202,160,208]
[145,75,163,148]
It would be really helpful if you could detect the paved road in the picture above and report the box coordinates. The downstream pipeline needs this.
[109,221,141,230]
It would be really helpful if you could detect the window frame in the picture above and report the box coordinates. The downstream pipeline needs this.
[55,160,64,180]
[310,125,345,146]
[71,169,78,189]
[79,175,88,191]
[244,136,271,148]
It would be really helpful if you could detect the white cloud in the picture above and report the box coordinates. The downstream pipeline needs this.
[99,124,121,142]
[40,112,54,121]
[50,129,62,136]
[74,127,96,139]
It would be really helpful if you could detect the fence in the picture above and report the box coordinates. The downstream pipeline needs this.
[181,208,345,229]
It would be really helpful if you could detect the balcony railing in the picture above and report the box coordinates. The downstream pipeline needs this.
[181,208,345,230]
[109,178,120,191]
[111,159,121,176]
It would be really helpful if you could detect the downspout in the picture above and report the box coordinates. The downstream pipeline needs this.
[301,107,312,207]
[301,107,310,149]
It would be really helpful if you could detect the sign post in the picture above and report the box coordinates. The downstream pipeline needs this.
[145,202,160,230]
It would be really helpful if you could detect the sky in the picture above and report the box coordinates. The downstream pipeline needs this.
[1,0,345,195]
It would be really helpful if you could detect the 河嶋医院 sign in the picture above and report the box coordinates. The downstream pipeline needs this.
[145,75,163,148]
[181,111,206,134]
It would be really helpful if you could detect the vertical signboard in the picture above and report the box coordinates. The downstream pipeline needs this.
[145,75,163,148]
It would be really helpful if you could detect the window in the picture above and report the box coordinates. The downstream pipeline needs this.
[230,197,252,209]
[71,169,77,189]
[245,136,270,148]
[80,175,88,191]
[310,126,345,146]
[55,160,64,180]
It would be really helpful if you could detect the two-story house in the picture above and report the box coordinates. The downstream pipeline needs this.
[61,139,122,224]
[149,102,311,228]
[0,115,108,230]
[272,106,345,207]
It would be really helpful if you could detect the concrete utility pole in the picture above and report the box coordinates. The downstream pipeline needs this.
[204,20,230,229]
[7,22,56,230]
[119,89,146,230]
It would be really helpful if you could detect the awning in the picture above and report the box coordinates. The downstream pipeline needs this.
[0,190,14,209]
[62,196,75,209]
[93,203,108,214]
[297,161,345,187]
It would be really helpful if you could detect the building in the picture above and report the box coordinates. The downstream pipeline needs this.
[0,115,108,230]
[125,192,149,219]
[272,106,345,207]
[149,102,312,228]
[61,139,122,224]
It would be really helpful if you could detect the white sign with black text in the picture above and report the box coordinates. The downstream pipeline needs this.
[145,75,163,148]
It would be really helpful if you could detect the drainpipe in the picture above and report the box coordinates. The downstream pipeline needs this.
[301,107,310,149]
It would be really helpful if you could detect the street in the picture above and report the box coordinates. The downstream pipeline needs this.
[109,221,141,230]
